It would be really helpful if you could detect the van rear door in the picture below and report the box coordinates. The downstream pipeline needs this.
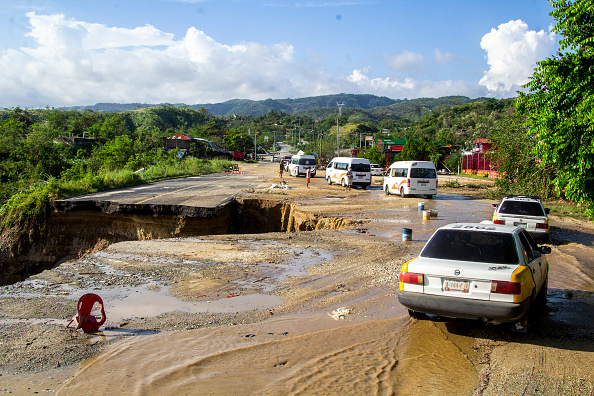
[409,165,437,194]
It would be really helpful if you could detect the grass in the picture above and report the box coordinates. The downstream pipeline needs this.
[0,158,235,233]
[545,201,592,222]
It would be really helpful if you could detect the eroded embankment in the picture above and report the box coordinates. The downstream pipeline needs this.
[0,198,347,286]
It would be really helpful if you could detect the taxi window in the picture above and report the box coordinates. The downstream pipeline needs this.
[421,230,519,264]
[499,201,545,217]
[518,231,536,262]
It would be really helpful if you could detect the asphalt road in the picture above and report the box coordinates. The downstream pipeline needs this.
[55,170,270,210]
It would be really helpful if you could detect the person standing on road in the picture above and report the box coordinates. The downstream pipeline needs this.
[306,167,311,188]
[345,167,353,192]
[279,161,284,179]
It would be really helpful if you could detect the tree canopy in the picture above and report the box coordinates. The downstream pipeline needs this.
[516,0,594,218]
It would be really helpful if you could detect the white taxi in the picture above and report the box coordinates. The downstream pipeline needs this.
[492,195,550,240]
[397,223,550,327]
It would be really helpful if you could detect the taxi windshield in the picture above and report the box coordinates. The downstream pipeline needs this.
[421,230,519,264]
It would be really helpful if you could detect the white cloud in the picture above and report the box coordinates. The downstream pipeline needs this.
[433,49,458,65]
[347,68,488,99]
[479,19,555,94]
[384,50,426,72]
[0,12,311,107]
[0,12,527,108]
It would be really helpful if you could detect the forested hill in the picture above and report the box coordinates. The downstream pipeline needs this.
[62,94,489,118]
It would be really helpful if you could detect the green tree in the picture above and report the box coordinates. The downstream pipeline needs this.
[516,0,594,218]
[489,117,556,197]
[93,135,134,171]
[400,137,440,163]
[358,145,384,165]
[223,129,253,153]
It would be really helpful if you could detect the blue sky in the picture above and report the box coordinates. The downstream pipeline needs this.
[0,0,558,108]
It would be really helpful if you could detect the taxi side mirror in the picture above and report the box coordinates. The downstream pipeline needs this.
[539,246,552,254]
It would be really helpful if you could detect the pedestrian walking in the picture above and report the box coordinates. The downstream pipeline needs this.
[279,161,284,179]
[306,167,311,188]
[345,167,353,192]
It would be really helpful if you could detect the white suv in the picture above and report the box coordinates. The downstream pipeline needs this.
[398,223,550,329]
[491,196,550,239]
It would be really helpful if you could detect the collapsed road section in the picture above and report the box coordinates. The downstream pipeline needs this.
[0,173,347,286]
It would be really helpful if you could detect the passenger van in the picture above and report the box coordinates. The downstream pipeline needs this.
[383,161,437,198]
[325,157,372,189]
[288,154,317,177]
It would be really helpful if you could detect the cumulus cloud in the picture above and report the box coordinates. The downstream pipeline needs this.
[0,12,318,107]
[0,11,526,108]
[433,49,458,65]
[347,68,487,99]
[384,50,426,72]
[479,19,555,94]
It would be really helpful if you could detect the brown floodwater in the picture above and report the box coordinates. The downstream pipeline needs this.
[58,314,478,395]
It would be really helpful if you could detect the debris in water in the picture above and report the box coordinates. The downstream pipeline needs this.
[330,307,350,320]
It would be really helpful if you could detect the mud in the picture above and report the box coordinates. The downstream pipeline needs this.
[1,162,593,395]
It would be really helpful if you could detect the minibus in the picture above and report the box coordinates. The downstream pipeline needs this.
[383,161,437,198]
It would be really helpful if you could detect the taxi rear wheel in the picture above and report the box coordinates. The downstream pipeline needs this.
[534,274,548,311]
[408,310,427,319]
[400,187,407,198]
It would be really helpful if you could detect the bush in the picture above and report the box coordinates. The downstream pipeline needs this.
[444,179,461,188]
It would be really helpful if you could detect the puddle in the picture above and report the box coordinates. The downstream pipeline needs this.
[98,285,283,323]
[355,193,494,243]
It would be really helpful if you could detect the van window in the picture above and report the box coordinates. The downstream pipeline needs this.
[351,163,370,172]
[336,162,348,171]
[410,168,436,178]
[327,162,333,168]
[298,158,316,165]
[391,168,407,177]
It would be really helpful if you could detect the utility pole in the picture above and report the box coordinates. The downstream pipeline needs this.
[337,102,344,157]
[252,128,257,160]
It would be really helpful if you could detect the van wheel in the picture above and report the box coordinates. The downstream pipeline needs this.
[426,195,433,199]
[400,187,407,198]
[341,178,346,187]
[385,185,390,195]
[326,177,333,185]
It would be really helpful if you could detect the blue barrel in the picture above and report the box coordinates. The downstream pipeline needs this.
[418,202,425,210]
[402,228,413,241]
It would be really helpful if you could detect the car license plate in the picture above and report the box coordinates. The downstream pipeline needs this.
[443,279,469,293]
[514,222,527,228]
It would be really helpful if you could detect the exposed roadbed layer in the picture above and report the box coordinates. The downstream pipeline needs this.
[1,162,593,395]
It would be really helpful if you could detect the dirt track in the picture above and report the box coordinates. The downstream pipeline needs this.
[1,161,593,395]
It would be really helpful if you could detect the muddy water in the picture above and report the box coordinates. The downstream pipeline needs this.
[59,316,477,395]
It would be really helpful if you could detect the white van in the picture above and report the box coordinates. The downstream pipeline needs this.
[288,154,317,177]
[383,160,437,198]
[325,157,372,189]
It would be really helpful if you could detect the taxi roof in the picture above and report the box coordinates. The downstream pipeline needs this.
[438,222,519,234]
